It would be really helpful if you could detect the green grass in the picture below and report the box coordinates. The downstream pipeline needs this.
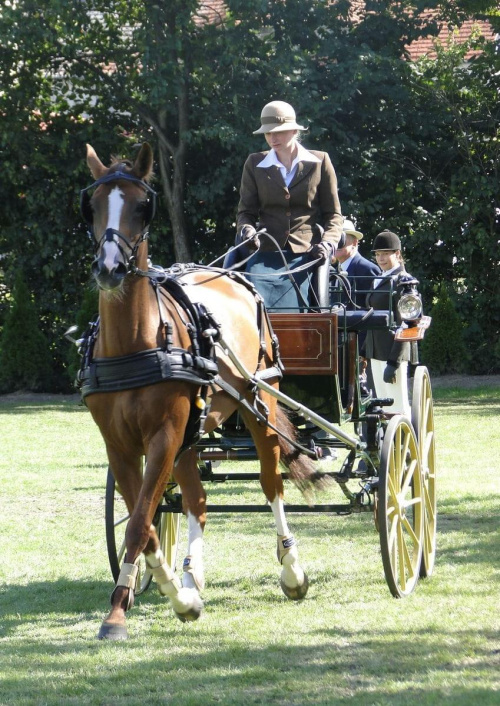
[0,386,499,705]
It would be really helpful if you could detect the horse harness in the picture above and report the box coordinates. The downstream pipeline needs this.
[78,168,288,454]
[76,267,284,453]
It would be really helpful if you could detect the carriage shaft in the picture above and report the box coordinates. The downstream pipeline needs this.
[217,336,362,452]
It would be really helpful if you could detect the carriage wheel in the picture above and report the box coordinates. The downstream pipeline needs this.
[377,416,424,598]
[105,467,182,595]
[411,366,437,578]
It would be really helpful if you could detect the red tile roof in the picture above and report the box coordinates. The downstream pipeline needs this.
[406,15,496,60]
[195,2,496,60]
[195,1,226,26]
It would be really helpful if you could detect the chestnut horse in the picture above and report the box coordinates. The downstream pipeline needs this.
[81,143,322,640]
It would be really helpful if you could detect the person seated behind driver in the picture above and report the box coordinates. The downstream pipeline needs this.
[330,218,381,309]
[236,100,343,311]
[362,230,418,417]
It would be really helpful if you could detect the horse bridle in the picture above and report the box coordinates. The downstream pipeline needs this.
[80,170,157,271]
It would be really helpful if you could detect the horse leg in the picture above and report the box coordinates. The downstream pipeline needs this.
[173,447,207,594]
[241,402,309,601]
[99,424,202,639]
[98,451,145,640]
[140,432,204,623]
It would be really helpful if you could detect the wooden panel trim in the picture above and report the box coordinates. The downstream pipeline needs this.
[269,313,338,375]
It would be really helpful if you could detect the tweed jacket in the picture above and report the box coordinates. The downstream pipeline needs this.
[237,149,343,253]
[362,265,412,364]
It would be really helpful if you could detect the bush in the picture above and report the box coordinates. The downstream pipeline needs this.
[0,272,55,393]
[420,283,468,375]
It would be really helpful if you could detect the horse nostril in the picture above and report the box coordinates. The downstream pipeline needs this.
[114,262,127,278]
[91,256,127,289]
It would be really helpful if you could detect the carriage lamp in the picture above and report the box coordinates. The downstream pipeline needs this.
[398,293,422,321]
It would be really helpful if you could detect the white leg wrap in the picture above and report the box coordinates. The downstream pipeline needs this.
[116,562,139,590]
[182,555,205,592]
[277,535,305,588]
[146,551,200,615]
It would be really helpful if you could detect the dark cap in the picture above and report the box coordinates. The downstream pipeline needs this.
[372,231,401,252]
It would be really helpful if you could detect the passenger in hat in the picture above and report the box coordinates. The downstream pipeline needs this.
[331,218,381,308]
[235,100,343,311]
[361,230,421,416]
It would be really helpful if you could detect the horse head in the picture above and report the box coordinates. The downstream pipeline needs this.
[81,143,156,291]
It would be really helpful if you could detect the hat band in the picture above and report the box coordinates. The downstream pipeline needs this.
[261,115,294,125]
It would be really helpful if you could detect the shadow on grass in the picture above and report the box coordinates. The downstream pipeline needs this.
[0,402,85,415]
[0,576,499,705]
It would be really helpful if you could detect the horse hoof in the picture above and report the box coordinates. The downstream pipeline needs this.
[280,572,309,601]
[174,595,204,623]
[97,622,128,640]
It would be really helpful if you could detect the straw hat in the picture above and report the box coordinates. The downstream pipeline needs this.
[343,219,364,240]
[253,101,306,134]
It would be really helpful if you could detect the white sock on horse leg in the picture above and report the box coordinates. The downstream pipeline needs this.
[269,498,305,588]
[269,497,290,536]
[183,512,205,591]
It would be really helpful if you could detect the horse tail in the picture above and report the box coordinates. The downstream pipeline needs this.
[276,404,331,504]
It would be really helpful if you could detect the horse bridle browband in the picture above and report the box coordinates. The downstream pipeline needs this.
[80,170,157,226]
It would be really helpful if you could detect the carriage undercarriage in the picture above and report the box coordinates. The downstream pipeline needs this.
[105,306,436,601]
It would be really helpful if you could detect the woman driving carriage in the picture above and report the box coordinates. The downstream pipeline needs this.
[235,100,344,311]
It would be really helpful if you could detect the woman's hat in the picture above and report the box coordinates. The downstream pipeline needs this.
[253,101,306,134]
[343,219,364,240]
[372,230,401,251]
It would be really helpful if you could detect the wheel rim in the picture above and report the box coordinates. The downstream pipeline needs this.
[378,416,424,598]
[411,366,437,577]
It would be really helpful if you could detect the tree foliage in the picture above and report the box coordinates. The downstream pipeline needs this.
[0,0,499,384]
[0,272,55,393]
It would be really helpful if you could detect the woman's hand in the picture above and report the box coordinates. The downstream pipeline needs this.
[310,241,333,261]
[240,225,260,251]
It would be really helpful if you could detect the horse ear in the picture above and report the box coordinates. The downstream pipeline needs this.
[86,144,107,179]
[133,143,154,181]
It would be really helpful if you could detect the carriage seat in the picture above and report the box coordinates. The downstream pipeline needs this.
[336,309,391,332]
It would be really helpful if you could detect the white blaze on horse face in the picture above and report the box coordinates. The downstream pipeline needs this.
[101,186,125,270]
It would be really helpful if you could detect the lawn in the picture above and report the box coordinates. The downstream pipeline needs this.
[0,383,499,705]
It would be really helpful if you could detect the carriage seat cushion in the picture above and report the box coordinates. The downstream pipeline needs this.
[337,309,391,332]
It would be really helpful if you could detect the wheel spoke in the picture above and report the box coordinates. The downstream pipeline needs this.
[401,515,420,547]
[423,430,434,459]
[400,458,418,496]
[400,430,410,470]
[396,522,407,592]
[423,484,435,521]
[400,528,415,581]
[388,513,399,553]
[117,536,126,564]
[114,512,130,529]
[387,474,399,505]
